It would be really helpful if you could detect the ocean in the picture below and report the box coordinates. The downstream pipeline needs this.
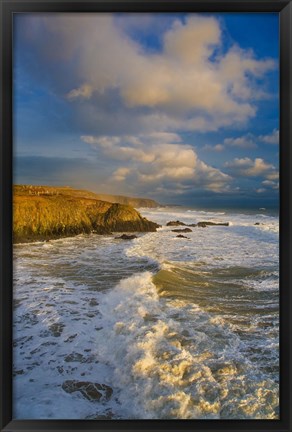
[13,206,279,420]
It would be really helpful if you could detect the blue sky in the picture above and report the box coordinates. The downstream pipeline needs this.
[14,13,279,207]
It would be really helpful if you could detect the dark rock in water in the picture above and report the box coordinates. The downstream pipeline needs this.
[49,322,65,337]
[64,352,85,363]
[166,220,186,226]
[115,234,137,240]
[62,380,113,401]
[176,234,188,239]
[254,222,260,225]
[172,228,192,233]
[197,221,229,227]
[89,298,99,307]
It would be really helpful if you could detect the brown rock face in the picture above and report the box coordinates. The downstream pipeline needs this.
[62,380,113,402]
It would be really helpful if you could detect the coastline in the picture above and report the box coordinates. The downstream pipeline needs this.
[13,206,279,419]
[13,185,160,244]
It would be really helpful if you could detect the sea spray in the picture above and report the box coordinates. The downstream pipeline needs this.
[13,206,279,419]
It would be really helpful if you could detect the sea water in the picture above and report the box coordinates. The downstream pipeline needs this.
[13,207,279,419]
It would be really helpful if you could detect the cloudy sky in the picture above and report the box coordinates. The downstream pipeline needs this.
[14,13,279,207]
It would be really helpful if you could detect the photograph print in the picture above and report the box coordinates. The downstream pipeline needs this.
[13,12,279,420]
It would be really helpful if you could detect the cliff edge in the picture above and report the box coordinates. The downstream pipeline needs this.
[13,185,160,243]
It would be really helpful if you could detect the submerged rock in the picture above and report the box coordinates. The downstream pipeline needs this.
[172,228,192,233]
[176,234,189,239]
[115,234,137,240]
[166,220,186,226]
[62,380,113,402]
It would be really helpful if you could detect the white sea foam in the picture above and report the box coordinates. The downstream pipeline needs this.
[13,207,279,419]
[94,271,278,419]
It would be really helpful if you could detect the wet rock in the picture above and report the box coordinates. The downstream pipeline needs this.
[115,234,137,240]
[172,228,192,233]
[254,222,260,225]
[64,352,95,363]
[86,410,116,420]
[176,235,189,239]
[62,380,113,402]
[13,369,24,376]
[64,334,77,343]
[89,298,99,307]
[49,322,65,337]
[166,220,186,226]
[197,221,229,227]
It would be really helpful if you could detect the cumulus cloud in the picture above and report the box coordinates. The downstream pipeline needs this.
[205,129,278,153]
[224,157,278,180]
[203,144,225,152]
[20,14,276,135]
[259,128,279,144]
[81,134,231,194]
[262,179,279,189]
[223,134,257,149]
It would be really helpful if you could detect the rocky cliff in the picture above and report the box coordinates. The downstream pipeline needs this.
[13,185,160,243]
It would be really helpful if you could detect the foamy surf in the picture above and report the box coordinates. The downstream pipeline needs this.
[13,206,279,419]
[94,270,278,419]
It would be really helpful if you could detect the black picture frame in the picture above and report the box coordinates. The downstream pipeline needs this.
[0,0,291,431]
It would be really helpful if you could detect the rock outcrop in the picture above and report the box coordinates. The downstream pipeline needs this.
[115,234,137,240]
[166,220,186,226]
[13,185,160,243]
[171,228,192,233]
[197,221,229,227]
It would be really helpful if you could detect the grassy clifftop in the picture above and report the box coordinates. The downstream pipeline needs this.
[13,185,159,243]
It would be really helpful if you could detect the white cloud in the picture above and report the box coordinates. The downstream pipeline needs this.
[67,83,93,100]
[224,134,257,149]
[112,167,131,181]
[203,144,224,152]
[259,128,279,144]
[209,130,278,152]
[27,14,276,134]
[224,157,278,179]
[262,179,279,189]
[81,133,231,193]
[266,171,279,181]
